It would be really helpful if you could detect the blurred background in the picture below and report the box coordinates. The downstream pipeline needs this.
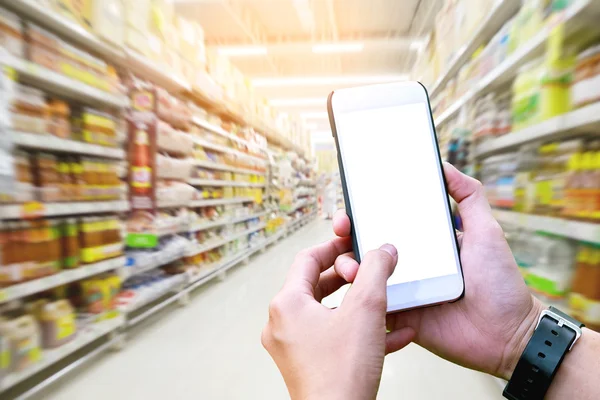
[0,0,599,399]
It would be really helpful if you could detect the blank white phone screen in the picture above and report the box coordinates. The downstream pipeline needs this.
[336,102,458,285]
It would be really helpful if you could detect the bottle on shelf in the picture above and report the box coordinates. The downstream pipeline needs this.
[131,127,152,196]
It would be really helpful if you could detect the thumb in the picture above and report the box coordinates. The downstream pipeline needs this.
[443,162,499,235]
[343,244,397,313]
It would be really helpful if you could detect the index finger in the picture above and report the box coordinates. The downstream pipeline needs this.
[286,236,353,297]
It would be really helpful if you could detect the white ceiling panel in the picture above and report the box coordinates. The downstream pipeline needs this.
[175,0,441,136]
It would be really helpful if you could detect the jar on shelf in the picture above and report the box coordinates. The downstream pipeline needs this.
[46,99,71,139]
[572,45,600,108]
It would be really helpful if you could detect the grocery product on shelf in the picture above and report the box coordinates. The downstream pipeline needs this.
[570,243,600,329]
[0,314,41,372]
[572,45,600,108]
[522,232,577,300]
[26,299,77,349]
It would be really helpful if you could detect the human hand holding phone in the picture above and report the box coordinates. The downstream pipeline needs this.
[333,163,544,380]
[261,239,415,400]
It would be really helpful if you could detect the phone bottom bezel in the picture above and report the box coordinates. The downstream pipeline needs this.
[386,273,464,313]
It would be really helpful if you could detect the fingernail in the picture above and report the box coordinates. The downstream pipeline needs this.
[379,244,397,258]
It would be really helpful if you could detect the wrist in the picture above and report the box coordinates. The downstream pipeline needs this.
[498,296,545,381]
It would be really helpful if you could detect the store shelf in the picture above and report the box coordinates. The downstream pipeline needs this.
[289,211,318,231]
[493,209,600,243]
[187,211,269,233]
[192,137,268,164]
[186,223,267,256]
[12,131,126,159]
[0,257,125,304]
[0,0,126,62]
[287,198,316,213]
[189,197,254,207]
[475,102,600,158]
[435,0,594,128]
[193,159,266,175]
[2,54,129,109]
[192,116,250,147]
[428,0,521,97]
[298,179,316,187]
[123,248,186,280]
[0,2,310,158]
[0,314,124,392]
[156,198,192,209]
[188,178,265,188]
[124,48,190,94]
[123,274,187,314]
[0,200,129,219]
[129,229,287,327]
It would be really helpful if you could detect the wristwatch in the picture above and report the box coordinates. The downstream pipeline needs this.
[503,306,584,400]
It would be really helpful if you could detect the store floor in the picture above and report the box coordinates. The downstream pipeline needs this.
[33,219,503,400]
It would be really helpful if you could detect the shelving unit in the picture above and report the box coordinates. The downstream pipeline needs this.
[185,223,267,256]
[187,211,270,233]
[0,201,129,219]
[188,179,265,188]
[193,159,265,175]
[434,0,595,128]
[2,54,129,109]
[12,131,126,159]
[431,0,600,346]
[0,314,125,392]
[126,224,297,328]
[0,257,125,303]
[493,209,600,244]
[192,137,268,164]
[475,102,600,158]
[0,0,318,398]
[189,197,254,208]
[428,0,521,98]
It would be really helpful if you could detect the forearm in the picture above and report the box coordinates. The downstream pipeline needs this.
[545,328,600,399]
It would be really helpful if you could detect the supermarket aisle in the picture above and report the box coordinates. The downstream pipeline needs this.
[34,220,502,400]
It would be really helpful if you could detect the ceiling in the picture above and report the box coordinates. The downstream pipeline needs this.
[175,0,442,138]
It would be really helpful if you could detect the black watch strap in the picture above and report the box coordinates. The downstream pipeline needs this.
[503,307,584,400]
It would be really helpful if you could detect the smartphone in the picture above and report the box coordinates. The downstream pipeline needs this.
[327,81,464,313]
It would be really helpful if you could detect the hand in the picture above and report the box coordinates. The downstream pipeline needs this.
[332,162,545,380]
[262,239,415,400]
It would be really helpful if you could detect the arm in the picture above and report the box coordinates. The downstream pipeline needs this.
[548,328,600,399]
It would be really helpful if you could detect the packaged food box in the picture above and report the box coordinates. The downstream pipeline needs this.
[0,6,24,58]
[50,0,93,31]
[91,0,125,47]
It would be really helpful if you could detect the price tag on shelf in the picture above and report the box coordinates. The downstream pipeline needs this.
[20,201,45,219]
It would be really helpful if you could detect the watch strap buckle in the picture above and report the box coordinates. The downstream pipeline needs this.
[535,307,583,351]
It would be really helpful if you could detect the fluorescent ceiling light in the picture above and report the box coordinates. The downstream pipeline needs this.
[312,42,364,53]
[218,46,267,56]
[270,97,326,107]
[301,112,328,119]
[253,75,407,87]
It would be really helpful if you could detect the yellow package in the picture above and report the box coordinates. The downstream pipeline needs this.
[51,0,93,31]
[82,278,104,314]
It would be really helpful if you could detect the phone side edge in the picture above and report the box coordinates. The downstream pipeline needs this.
[418,81,465,302]
[327,91,362,264]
